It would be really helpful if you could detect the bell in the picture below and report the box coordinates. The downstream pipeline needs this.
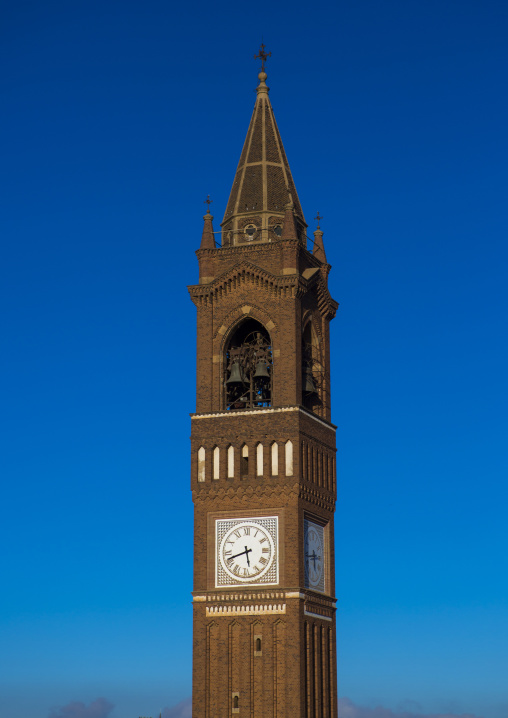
[254,361,270,379]
[304,371,318,394]
[226,362,245,385]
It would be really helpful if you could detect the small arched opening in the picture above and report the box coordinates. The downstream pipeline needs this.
[302,322,323,412]
[224,318,272,410]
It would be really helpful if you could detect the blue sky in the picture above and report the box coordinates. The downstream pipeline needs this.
[1,1,507,717]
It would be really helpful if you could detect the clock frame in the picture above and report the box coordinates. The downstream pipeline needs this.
[304,516,328,593]
[216,516,279,587]
[207,509,284,590]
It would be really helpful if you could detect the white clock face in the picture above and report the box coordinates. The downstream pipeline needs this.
[304,519,325,592]
[216,517,278,587]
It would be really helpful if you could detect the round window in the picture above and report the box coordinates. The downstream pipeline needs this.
[245,224,257,241]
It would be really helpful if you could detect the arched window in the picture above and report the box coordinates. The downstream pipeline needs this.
[241,444,249,477]
[197,447,205,482]
[213,446,220,480]
[302,322,323,412]
[233,695,239,709]
[256,443,263,477]
[285,440,293,476]
[256,637,262,652]
[271,442,278,476]
[224,318,272,411]
[227,445,235,478]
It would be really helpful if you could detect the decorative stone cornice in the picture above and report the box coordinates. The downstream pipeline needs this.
[299,484,336,511]
[193,589,337,623]
[192,481,300,504]
[189,259,299,297]
[191,479,336,511]
[188,256,338,319]
[206,604,286,617]
[194,590,286,602]
[191,405,337,432]
[304,609,332,621]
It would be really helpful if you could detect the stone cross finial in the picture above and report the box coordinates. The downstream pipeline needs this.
[315,212,323,229]
[204,195,213,213]
[254,43,271,71]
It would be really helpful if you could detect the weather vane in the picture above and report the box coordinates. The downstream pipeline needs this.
[204,194,213,212]
[254,43,271,71]
[315,212,323,229]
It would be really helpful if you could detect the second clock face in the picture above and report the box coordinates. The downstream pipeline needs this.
[216,517,278,587]
[304,519,325,592]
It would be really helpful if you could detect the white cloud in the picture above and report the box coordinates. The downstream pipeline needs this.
[338,696,484,718]
[48,698,114,718]
[161,697,192,718]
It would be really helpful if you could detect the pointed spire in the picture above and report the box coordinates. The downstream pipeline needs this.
[312,213,327,262]
[313,228,326,262]
[200,196,215,250]
[221,48,306,246]
[281,200,299,241]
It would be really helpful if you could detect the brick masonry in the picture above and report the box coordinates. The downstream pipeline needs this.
[188,69,339,718]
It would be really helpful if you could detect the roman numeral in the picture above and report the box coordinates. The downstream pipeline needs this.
[232,564,241,575]
[233,530,241,539]
[259,556,268,565]
[262,547,269,554]
[243,527,251,536]
[259,537,267,544]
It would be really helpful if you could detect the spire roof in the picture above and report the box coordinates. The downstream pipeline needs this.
[221,58,306,246]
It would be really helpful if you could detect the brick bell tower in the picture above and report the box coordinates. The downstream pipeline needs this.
[188,48,339,718]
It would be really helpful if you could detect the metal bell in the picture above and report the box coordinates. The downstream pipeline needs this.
[254,360,270,379]
[226,361,245,385]
[304,370,318,394]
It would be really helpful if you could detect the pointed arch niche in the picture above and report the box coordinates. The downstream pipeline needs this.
[302,321,324,414]
[224,318,273,411]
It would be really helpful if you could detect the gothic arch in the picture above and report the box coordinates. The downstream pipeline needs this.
[302,319,324,412]
[223,316,273,411]
[302,309,323,344]
[214,303,276,344]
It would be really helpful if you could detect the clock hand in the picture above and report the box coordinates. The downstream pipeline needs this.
[305,551,321,566]
[227,547,253,562]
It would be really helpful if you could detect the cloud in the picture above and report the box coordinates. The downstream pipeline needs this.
[159,696,481,718]
[48,698,114,718]
[338,697,484,718]
[161,697,192,718]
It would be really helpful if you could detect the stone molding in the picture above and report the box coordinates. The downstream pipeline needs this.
[304,609,332,621]
[192,481,335,512]
[188,259,338,319]
[206,604,286,617]
[191,405,337,432]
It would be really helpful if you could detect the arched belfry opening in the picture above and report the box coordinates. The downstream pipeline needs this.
[302,322,323,413]
[224,318,272,410]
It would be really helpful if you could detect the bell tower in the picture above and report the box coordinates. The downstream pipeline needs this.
[188,49,339,718]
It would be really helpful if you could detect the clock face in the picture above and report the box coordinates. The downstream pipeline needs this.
[304,519,325,592]
[216,517,278,587]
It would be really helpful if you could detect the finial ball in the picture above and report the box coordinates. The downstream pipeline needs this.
[258,71,267,83]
